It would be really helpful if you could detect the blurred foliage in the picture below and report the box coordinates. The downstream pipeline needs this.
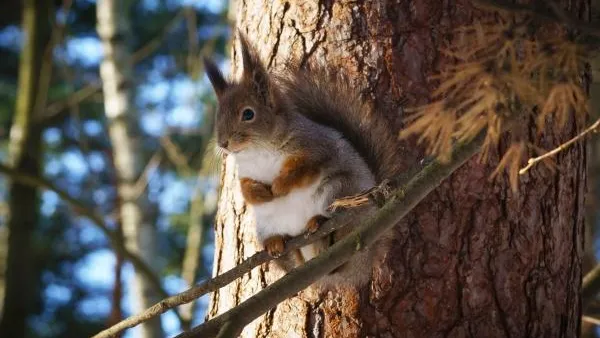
[0,0,228,337]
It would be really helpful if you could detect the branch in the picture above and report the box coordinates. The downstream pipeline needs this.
[179,111,216,326]
[583,316,600,326]
[583,263,600,309]
[92,131,482,338]
[520,117,600,174]
[178,133,485,338]
[91,198,360,338]
[472,0,600,39]
[41,9,186,123]
[0,163,175,315]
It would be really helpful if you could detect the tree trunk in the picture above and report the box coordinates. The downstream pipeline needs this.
[0,0,49,336]
[208,1,588,337]
[97,1,163,337]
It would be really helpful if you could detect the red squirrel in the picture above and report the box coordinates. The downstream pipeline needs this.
[204,32,400,287]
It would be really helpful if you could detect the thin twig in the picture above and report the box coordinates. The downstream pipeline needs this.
[160,136,193,176]
[132,151,163,199]
[179,109,216,327]
[583,262,600,309]
[131,10,186,63]
[520,118,600,175]
[33,0,73,120]
[42,9,186,122]
[582,316,600,326]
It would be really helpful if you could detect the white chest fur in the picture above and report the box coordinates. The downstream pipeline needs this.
[233,147,331,246]
[234,147,285,183]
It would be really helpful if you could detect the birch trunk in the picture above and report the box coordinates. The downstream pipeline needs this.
[0,1,49,336]
[207,0,588,337]
[97,1,162,337]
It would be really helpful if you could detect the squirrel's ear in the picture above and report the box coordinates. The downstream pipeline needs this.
[203,57,228,97]
[238,32,271,104]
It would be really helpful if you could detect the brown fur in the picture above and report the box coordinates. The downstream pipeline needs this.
[239,177,274,205]
[306,215,328,234]
[272,154,322,197]
[263,235,285,256]
[277,65,402,181]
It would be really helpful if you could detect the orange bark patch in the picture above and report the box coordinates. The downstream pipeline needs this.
[239,177,274,204]
[271,154,322,197]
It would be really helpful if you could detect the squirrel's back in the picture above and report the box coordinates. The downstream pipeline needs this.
[278,66,401,182]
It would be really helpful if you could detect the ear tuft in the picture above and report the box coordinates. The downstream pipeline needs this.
[237,31,271,104]
[203,57,228,97]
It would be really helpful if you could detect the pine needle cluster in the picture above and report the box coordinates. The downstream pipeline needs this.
[400,16,588,191]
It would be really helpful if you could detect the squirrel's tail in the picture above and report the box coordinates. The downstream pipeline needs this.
[278,66,401,182]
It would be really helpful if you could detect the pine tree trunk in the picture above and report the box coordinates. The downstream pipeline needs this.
[208,1,588,336]
[97,1,163,337]
[0,1,49,336]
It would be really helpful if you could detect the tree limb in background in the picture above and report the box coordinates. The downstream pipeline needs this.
[583,263,600,309]
[520,117,600,174]
[92,133,484,338]
[42,9,186,123]
[97,0,168,335]
[176,113,216,327]
[0,163,180,323]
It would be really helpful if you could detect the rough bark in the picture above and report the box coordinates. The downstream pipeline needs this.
[208,1,587,337]
[0,1,49,336]
[97,1,163,337]
[584,3,600,337]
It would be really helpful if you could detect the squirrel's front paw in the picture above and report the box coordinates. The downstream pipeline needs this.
[306,215,329,235]
[263,235,285,257]
[240,178,274,204]
[270,177,288,197]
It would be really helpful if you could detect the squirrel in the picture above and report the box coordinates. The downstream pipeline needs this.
[203,32,400,288]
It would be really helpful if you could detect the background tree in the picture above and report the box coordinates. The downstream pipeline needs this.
[0,0,227,337]
[97,0,164,336]
[207,0,587,337]
[0,0,50,337]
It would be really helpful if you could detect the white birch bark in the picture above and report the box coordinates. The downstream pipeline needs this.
[97,1,163,337]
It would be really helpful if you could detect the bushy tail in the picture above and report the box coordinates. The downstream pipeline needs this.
[278,66,401,182]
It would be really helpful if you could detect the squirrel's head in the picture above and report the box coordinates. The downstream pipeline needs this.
[204,32,283,154]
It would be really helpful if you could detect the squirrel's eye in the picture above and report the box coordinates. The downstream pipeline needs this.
[241,108,255,122]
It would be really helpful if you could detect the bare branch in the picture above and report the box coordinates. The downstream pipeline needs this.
[160,136,194,175]
[0,163,174,314]
[582,316,600,326]
[520,117,599,174]
[91,199,359,338]
[179,111,216,326]
[583,263,600,309]
[132,151,163,199]
[42,10,186,123]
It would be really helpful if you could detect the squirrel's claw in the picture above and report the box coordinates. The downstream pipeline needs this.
[263,235,285,257]
[305,215,328,236]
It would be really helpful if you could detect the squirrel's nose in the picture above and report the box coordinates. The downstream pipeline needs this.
[219,140,229,149]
